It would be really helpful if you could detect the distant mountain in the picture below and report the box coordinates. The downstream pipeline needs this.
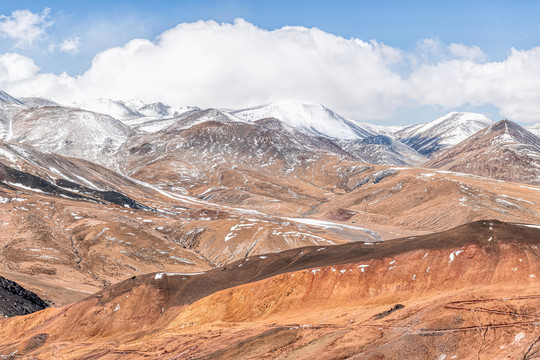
[396,112,493,157]
[527,123,540,138]
[0,90,27,140]
[133,101,196,118]
[122,110,351,183]
[19,97,60,107]
[231,99,376,140]
[72,98,198,122]
[72,98,144,120]
[358,123,405,137]
[425,119,540,184]
[338,135,428,166]
[9,106,133,169]
[0,90,24,105]
[0,140,151,208]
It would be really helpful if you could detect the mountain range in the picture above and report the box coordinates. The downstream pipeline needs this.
[0,89,539,359]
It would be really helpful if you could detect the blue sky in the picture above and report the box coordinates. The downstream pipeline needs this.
[2,0,538,75]
[0,1,539,124]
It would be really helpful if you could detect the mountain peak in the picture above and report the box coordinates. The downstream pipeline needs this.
[396,111,494,157]
[425,118,540,184]
[489,118,517,133]
[231,100,375,139]
[0,90,24,105]
[483,119,540,146]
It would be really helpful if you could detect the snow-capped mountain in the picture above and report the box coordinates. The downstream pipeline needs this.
[72,98,198,122]
[396,112,494,157]
[134,102,197,118]
[231,100,376,140]
[19,97,60,108]
[10,106,133,169]
[0,91,27,140]
[0,90,24,105]
[72,98,143,120]
[527,123,540,138]
[338,135,428,166]
[425,119,540,184]
[121,111,350,182]
[358,123,405,137]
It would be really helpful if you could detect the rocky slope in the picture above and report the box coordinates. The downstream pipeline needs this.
[0,220,538,359]
[0,276,48,318]
[337,135,428,166]
[425,119,540,184]
[120,111,351,192]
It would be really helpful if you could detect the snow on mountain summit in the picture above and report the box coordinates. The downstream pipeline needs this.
[527,123,540,138]
[396,112,494,157]
[231,100,375,140]
[0,90,23,105]
[71,98,201,131]
[72,98,143,120]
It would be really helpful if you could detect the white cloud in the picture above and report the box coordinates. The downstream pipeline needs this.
[416,38,444,62]
[408,47,540,122]
[59,37,81,54]
[0,8,52,47]
[448,43,486,62]
[0,53,39,81]
[0,19,407,119]
[0,19,540,123]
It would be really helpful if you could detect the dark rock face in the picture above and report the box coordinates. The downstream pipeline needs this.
[373,304,405,319]
[0,161,151,210]
[360,135,393,146]
[55,178,152,211]
[0,162,81,197]
[0,276,48,317]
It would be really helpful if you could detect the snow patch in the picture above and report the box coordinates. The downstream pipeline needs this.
[448,250,463,263]
[155,271,205,280]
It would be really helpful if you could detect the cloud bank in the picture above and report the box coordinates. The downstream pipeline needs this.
[0,8,53,47]
[0,17,539,122]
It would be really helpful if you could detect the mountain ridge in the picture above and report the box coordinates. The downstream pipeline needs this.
[425,119,540,184]
[396,111,494,157]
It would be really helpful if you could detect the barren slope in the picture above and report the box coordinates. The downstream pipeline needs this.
[0,220,538,359]
[0,140,379,305]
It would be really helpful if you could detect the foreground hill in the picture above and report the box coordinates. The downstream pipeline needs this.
[0,220,538,359]
[425,119,540,185]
